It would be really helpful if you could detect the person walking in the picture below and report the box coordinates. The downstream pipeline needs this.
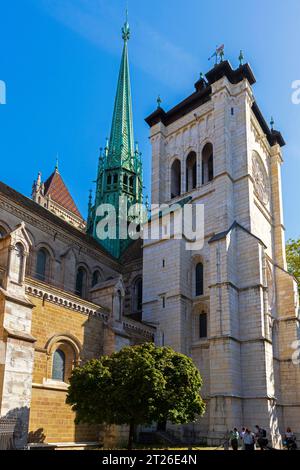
[240,427,246,450]
[284,427,297,450]
[255,425,268,450]
[229,428,239,451]
[243,428,255,451]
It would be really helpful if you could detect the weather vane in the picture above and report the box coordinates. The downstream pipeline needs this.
[208,44,225,66]
[270,116,275,130]
[122,8,130,41]
[55,153,59,172]
[157,95,162,108]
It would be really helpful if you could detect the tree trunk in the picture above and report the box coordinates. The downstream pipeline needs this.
[128,421,135,450]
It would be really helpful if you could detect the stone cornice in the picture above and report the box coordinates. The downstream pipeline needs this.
[123,318,155,340]
[25,277,109,320]
[0,286,35,308]
[4,327,37,344]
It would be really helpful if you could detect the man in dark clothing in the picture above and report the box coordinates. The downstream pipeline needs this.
[229,428,239,451]
[255,425,268,450]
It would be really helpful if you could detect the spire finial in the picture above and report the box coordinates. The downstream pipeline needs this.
[122,9,130,41]
[270,116,275,131]
[157,95,162,108]
[239,50,244,67]
[55,154,59,172]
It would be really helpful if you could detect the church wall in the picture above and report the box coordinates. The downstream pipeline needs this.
[0,199,121,298]
[27,294,105,444]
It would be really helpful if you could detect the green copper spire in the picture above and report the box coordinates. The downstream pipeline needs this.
[107,14,134,169]
[87,14,143,259]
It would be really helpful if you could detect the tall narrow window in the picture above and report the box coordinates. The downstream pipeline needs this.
[92,270,101,287]
[202,143,214,184]
[134,278,143,311]
[199,312,207,338]
[208,155,214,181]
[36,248,48,281]
[75,267,87,298]
[129,176,134,191]
[14,243,24,284]
[195,262,204,296]
[171,159,181,198]
[0,226,7,238]
[186,152,197,192]
[52,349,65,381]
[117,290,122,320]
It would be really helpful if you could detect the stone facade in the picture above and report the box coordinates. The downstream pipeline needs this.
[143,61,300,447]
[0,51,299,451]
[0,184,154,448]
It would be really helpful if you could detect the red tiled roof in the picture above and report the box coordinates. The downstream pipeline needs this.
[43,170,83,220]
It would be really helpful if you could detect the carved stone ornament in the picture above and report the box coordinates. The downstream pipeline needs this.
[252,152,270,205]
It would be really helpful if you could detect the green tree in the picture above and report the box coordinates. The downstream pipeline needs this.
[66,342,205,449]
[286,238,300,293]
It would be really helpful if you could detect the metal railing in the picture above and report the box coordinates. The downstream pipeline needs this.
[0,418,17,450]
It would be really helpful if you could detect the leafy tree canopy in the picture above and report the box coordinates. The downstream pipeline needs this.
[286,238,300,293]
[66,343,205,448]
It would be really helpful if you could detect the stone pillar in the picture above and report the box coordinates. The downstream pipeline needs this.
[0,223,36,449]
[150,123,166,205]
[207,233,243,444]
[270,146,287,269]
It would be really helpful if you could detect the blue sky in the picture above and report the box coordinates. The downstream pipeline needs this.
[0,0,299,239]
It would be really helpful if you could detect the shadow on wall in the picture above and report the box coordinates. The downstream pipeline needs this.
[73,312,106,445]
[0,407,30,450]
[28,427,46,444]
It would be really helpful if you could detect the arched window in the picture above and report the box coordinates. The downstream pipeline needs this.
[186,152,197,192]
[14,243,24,284]
[36,248,48,281]
[171,159,181,198]
[134,278,143,312]
[75,267,87,298]
[129,176,134,191]
[202,143,214,184]
[199,312,207,338]
[0,226,7,238]
[52,349,65,382]
[117,290,122,320]
[92,270,101,287]
[195,262,204,296]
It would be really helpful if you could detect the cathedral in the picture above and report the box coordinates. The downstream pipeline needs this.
[0,17,299,449]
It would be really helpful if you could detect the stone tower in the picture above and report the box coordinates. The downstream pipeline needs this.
[143,60,300,446]
[87,16,143,259]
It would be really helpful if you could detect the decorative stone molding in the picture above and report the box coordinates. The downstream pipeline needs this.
[25,278,108,321]
[122,318,155,341]
[252,151,270,206]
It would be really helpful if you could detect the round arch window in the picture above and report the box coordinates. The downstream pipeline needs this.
[52,349,66,382]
